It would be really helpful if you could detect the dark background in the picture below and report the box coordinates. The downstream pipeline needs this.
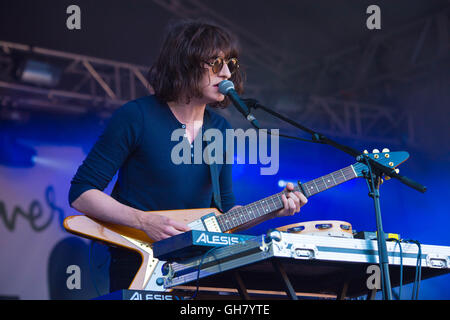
[0,0,449,300]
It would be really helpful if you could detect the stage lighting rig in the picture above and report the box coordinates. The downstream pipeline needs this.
[15,58,61,88]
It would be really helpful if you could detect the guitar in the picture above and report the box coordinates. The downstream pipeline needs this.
[63,149,409,291]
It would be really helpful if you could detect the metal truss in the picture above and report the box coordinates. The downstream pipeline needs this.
[150,0,294,78]
[298,95,415,144]
[151,1,449,98]
[281,6,450,97]
[0,40,152,116]
[0,39,416,145]
[3,4,446,144]
[149,1,449,145]
[220,94,415,146]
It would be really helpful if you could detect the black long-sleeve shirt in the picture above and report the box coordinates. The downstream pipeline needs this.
[68,95,235,213]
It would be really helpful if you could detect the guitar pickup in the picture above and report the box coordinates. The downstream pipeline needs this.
[201,213,222,233]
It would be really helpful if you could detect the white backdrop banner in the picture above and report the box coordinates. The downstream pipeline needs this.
[0,145,110,300]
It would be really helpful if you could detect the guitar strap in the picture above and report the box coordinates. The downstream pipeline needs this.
[209,156,223,213]
[204,110,223,213]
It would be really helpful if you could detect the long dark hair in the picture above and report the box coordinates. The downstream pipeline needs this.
[147,19,245,108]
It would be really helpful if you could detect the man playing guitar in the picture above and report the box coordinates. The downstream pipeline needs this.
[68,19,307,292]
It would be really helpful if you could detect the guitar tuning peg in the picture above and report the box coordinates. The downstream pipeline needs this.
[382,148,390,153]
[385,169,399,181]
[363,150,369,154]
[372,149,380,153]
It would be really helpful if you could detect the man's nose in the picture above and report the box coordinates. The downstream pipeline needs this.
[218,62,232,78]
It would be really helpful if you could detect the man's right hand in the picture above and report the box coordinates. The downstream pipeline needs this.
[71,190,191,242]
[137,212,191,241]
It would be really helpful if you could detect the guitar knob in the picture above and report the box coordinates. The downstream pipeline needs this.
[363,150,369,154]
[382,148,390,153]
[372,149,380,153]
[395,168,400,174]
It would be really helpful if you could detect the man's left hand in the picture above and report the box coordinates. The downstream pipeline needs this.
[276,182,308,217]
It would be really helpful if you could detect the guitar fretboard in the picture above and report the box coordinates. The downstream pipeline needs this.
[217,165,357,232]
[301,165,356,197]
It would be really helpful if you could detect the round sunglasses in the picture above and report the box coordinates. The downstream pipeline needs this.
[206,57,239,75]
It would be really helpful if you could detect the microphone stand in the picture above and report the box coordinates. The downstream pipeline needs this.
[242,98,427,300]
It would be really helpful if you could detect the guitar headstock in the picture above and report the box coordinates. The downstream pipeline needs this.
[352,148,409,178]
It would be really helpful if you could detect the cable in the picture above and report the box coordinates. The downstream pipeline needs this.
[414,241,422,300]
[189,246,222,300]
[403,239,422,300]
[387,238,403,300]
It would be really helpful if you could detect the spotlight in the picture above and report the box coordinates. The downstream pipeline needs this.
[32,156,73,171]
[278,180,295,188]
[0,135,36,168]
[278,180,287,188]
[15,58,61,87]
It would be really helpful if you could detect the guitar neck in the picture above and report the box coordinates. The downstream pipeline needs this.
[217,165,357,232]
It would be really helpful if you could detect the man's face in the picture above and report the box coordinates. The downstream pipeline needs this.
[198,51,233,104]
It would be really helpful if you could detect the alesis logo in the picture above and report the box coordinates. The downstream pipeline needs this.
[129,291,184,300]
[195,233,241,246]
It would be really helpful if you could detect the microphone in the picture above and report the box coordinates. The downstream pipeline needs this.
[218,80,260,129]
